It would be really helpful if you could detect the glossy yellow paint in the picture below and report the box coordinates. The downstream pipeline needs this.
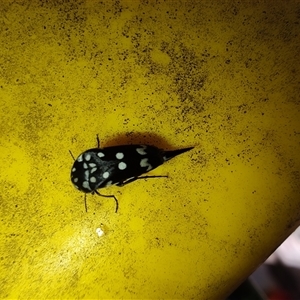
[1,1,299,299]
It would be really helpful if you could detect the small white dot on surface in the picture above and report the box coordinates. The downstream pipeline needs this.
[96,227,105,237]
[136,147,147,155]
[116,152,124,159]
[89,163,96,167]
[85,154,91,161]
[72,167,76,172]
[90,176,96,183]
[77,154,83,162]
[118,162,127,170]
[82,181,90,189]
[97,152,105,158]
[91,167,97,173]
[103,171,109,178]
[84,170,89,178]
[83,163,88,169]
[73,178,78,183]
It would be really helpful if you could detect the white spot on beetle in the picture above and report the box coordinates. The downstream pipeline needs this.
[103,171,109,178]
[118,162,127,170]
[72,167,76,172]
[90,176,96,183]
[97,152,105,158]
[116,152,124,159]
[82,181,91,190]
[77,154,83,162]
[73,178,78,183]
[106,180,113,186]
[136,147,147,155]
[83,163,88,169]
[140,158,152,171]
[85,154,91,161]
[89,163,96,167]
[91,167,97,173]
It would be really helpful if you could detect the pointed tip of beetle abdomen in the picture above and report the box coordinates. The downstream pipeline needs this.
[162,146,194,162]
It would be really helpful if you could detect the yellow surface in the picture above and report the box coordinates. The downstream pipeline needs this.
[1,0,300,299]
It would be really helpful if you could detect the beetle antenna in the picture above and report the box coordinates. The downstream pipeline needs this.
[84,194,88,212]
[69,150,75,161]
[96,134,100,148]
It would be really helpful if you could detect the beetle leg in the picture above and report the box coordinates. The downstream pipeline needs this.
[118,175,168,187]
[94,190,119,213]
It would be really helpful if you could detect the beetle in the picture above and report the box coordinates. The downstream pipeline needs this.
[70,135,193,213]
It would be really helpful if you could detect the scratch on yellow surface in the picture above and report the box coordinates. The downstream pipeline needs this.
[0,0,300,299]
